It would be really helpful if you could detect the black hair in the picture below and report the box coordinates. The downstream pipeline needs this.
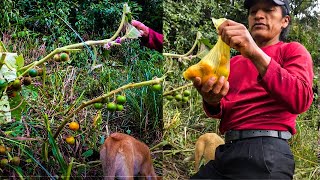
[279,6,290,42]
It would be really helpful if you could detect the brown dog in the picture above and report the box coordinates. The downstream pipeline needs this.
[100,132,158,180]
[194,133,225,172]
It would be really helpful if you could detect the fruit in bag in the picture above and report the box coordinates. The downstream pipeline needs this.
[183,18,230,84]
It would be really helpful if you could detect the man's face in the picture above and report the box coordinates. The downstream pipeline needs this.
[248,0,289,42]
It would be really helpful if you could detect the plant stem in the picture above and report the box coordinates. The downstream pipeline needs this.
[53,76,166,139]
[163,83,193,96]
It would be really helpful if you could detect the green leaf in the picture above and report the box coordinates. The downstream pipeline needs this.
[82,149,93,158]
[15,54,24,69]
[0,53,18,82]
[0,94,12,124]
[125,24,142,39]
[0,41,7,52]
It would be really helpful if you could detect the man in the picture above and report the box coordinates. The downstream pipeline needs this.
[191,0,314,179]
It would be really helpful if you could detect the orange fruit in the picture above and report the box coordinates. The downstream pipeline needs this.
[0,145,6,154]
[69,122,80,131]
[66,136,75,145]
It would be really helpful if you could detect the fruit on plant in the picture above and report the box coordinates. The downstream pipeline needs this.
[107,102,117,112]
[8,91,18,98]
[12,79,21,90]
[175,94,183,101]
[183,90,191,97]
[10,156,20,166]
[166,95,174,101]
[69,122,80,131]
[0,145,6,154]
[66,136,75,145]
[29,69,38,77]
[116,95,126,104]
[60,52,69,62]
[152,84,162,91]
[182,96,189,103]
[23,77,32,86]
[116,104,124,111]
[0,158,8,167]
[37,68,44,76]
[0,79,7,88]
[53,54,61,62]
[94,103,103,109]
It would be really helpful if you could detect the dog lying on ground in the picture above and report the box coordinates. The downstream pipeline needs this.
[194,133,225,172]
[100,132,158,180]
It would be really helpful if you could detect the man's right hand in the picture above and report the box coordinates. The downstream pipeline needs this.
[131,20,149,38]
[192,76,229,106]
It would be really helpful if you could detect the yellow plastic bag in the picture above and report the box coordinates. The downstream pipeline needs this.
[183,18,230,84]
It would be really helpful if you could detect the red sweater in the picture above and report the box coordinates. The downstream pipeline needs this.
[141,28,163,52]
[204,41,314,135]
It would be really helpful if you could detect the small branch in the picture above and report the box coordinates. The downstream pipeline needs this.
[163,83,193,96]
[53,76,166,139]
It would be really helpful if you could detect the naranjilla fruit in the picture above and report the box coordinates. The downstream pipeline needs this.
[183,90,191,97]
[29,69,38,77]
[60,52,69,62]
[69,122,80,131]
[94,103,103,109]
[10,156,20,166]
[116,95,126,104]
[107,102,117,112]
[23,77,32,86]
[0,145,6,154]
[0,158,8,167]
[182,96,189,103]
[152,84,162,91]
[66,136,75,145]
[53,54,61,62]
[0,79,7,88]
[175,94,183,101]
[116,104,124,111]
[166,95,174,101]
[12,79,21,90]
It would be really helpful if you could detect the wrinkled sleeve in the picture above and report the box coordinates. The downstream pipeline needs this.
[141,28,163,52]
[259,42,314,114]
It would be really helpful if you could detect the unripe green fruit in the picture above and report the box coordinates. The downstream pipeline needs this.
[166,95,174,101]
[107,102,117,112]
[0,79,8,88]
[182,96,189,103]
[10,156,20,166]
[175,94,183,101]
[29,69,38,77]
[94,103,103,109]
[116,104,124,111]
[0,158,8,167]
[116,95,126,104]
[60,53,69,62]
[12,79,21,90]
[183,90,191,97]
[151,84,162,91]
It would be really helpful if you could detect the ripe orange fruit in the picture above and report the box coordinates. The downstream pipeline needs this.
[0,145,6,154]
[53,54,61,62]
[66,136,75,145]
[69,122,80,131]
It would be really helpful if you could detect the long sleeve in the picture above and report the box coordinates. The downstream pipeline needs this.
[141,28,163,52]
[260,42,314,114]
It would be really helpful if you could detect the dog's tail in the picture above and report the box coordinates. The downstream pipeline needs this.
[100,135,120,180]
